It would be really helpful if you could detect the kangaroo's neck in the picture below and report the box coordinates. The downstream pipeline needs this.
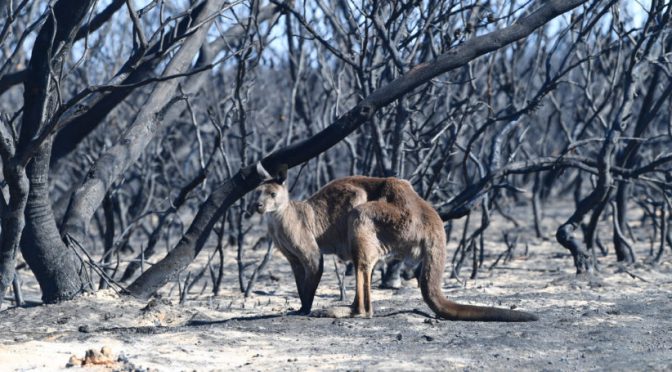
[268,199,318,236]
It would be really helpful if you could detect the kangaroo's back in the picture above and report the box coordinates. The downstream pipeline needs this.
[306,176,413,259]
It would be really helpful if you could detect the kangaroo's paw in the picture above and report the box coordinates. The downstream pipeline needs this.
[351,309,373,319]
[286,308,311,316]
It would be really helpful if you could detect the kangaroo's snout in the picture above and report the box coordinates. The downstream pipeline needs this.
[245,201,262,218]
[254,202,264,214]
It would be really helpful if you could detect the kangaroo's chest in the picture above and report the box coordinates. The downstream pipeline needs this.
[268,219,307,257]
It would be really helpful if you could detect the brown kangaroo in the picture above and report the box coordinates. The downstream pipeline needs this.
[250,169,537,322]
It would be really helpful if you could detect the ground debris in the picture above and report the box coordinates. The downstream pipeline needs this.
[66,346,116,368]
[65,345,151,371]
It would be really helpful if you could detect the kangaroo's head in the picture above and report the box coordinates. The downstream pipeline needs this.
[249,164,289,215]
[253,182,289,214]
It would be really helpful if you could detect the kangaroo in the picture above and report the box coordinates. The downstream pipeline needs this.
[250,167,538,322]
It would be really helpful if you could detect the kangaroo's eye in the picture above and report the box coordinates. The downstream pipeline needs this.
[270,192,277,197]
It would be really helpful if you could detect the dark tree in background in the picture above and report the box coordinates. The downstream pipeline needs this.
[0,0,670,308]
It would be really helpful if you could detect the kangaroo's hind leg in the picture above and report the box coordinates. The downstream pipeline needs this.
[352,257,376,317]
[348,206,383,318]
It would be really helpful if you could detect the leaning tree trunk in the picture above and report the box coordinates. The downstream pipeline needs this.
[49,2,282,165]
[128,0,590,298]
[60,0,222,248]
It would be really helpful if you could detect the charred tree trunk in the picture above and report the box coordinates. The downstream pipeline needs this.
[612,47,672,262]
[21,140,90,302]
[6,0,97,302]
[613,184,635,263]
[0,124,29,308]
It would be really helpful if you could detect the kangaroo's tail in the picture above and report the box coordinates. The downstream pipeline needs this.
[419,238,538,322]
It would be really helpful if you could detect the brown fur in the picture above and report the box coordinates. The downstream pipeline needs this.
[252,176,537,321]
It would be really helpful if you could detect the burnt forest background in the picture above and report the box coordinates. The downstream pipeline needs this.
[0,0,670,308]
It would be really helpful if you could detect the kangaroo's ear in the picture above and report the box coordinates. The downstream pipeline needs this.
[277,164,288,184]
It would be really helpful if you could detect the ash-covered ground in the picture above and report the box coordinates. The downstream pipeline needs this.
[2,206,672,371]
